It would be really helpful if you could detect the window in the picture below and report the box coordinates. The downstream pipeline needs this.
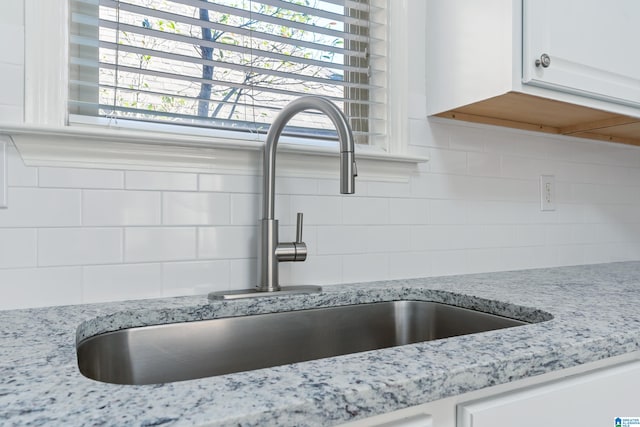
[69,0,386,146]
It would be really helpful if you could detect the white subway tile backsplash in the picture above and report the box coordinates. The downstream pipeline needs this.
[582,244,611,264]
[611,242,640,262]
[428,148,467,175]
[162,260,230,296]
[82,190,160,226]
[545,138,584,162]
[429,199,467,225]
[409,174,467,199]
[544,224,575,246]
[467,152,501,177]
[280,255,343,286]
[366,180,412,198]
[570,223,600,245]
[343,197,388,224]
[39,168,124,189]
[429,250,468,276]
[126,171,197,191]
[500,246,557,271]
[316,226,368,255]
[467,201,530,225]
[466,248,503,273]
[0,267,82,309]
[408,118,434,147]
[467,225,515,248]
[198,226,257,259]
[556,203,587,224]
[570,183,609,204]
[410,225,471,252]
[6,145,37,187]
[0,188,81,227]
[0,229,37,269]
[229,258,258,290]
[38,228,122,267]
[569,141,613,165]
[389,198,428,225]
[388,252,431,279]
[290,195,342,225]
[199,173,260,193]
[513,225,548,247]
[500,155,549,180]
[582,204,632,225]
[163,192,230,225]
[276,176,318,195]
[125,228,196,263]
[407,94,428,120]
[366,226,411,253]
[342,253,388,283]
[600,223,630,243]
[82,263,162,303]
[274,195,291,225]
[230,193,260,226]
[316,179,342,196]
[464,176,538,202]
[0,119,639,309]
[483,130,549,158]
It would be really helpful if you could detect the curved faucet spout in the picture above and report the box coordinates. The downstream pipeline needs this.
[262,96,358,220]
[208,96,358,298]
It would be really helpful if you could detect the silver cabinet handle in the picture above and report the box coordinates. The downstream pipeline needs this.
[535,53,551,68]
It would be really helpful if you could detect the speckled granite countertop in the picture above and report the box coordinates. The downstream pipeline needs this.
[2,262,640,426]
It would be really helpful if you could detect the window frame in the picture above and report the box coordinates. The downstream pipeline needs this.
[9,0,427,181]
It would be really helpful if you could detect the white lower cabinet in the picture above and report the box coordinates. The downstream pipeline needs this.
[371,414,433,427]
[457,360,640,427]
[336,353,640,427]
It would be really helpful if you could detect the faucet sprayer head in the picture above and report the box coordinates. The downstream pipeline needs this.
[340,150,357,194]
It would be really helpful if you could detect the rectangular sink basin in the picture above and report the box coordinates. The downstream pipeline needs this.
[77,301,527,385]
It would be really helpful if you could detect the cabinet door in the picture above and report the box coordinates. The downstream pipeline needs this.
[522,0,640,107]
[457,360,640,427]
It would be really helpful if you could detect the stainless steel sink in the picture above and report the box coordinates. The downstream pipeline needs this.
[77,301,527,385]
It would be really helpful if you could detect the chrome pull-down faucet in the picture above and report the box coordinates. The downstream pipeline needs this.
[209,96,357,300]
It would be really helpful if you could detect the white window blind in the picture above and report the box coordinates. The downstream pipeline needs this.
[69,0,387,145]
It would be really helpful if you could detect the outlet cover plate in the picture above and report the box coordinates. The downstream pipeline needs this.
[540,175,555,211]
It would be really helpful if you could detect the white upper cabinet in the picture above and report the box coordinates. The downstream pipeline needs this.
[523,0,640,107]
[427,0,640,146]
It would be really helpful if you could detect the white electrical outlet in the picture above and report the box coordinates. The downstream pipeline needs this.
[540,175,555,211]
[0,140,6,208]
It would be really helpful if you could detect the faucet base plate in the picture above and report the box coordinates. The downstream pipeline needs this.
[208,285,322,300]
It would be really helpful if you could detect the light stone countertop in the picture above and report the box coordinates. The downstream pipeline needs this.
[2,262,640,426]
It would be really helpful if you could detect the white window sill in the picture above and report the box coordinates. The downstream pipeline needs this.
[0,124,428,182]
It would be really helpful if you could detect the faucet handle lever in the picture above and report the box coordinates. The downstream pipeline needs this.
[295,212,304,244]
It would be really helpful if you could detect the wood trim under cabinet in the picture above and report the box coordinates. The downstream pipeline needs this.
[434,92,640,147]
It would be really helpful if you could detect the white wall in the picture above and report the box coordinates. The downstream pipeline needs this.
[1,0,640,309]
